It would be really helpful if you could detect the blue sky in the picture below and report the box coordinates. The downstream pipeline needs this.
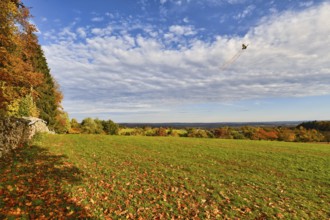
[26,0,330,122]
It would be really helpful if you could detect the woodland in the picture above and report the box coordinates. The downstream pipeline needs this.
[0,0,69,132]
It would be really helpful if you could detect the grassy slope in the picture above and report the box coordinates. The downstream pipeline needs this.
[1,134,329,219]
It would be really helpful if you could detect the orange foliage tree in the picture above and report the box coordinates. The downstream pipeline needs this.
[1,0,68,133]
[0,0,43,115]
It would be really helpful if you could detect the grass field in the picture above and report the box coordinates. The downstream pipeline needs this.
[1,134,329,219]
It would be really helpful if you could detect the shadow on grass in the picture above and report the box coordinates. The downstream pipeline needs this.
[0,145,94,219]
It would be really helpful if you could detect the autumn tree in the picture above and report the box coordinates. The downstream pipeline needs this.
[298,121,330,142]
[0,0,68,133]
[155,127,168,136]
[254,128,279,141]
[0,0,43,115]
[186,128,211,138]
[69,118,82,134]
[53,110,71,134]
[212,127,233,139]
[278,128,296,142]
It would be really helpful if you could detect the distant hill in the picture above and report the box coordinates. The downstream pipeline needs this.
[297,121,330,131]
[119,121,303,129]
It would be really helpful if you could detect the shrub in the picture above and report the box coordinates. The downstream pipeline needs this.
[102,120,119,135]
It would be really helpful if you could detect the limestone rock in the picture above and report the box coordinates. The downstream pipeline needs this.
[0,117,51,159]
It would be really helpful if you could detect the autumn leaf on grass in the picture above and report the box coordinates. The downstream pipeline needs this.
[6,185,14,192]
[90,198,95,204]
[67,210,75,216]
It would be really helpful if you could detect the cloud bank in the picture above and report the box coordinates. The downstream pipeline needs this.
[42,3,330,120]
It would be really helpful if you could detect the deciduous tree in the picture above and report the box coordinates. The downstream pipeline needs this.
[1,0,68,133]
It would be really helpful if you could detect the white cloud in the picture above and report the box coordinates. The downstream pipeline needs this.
[299,1,314,7]
[199,0,247,5]
[158,0,247,7]
[226,0,247,4]
[91,17,104,22]
[139,0,148,10]
[105,12,114,18]
[169,25,197,36]
[76,27,87,38]
[57,27,77,41]
[90,27,112,36]
[234,5,256,20]
[43,3,330,120]
[183,17,189,23]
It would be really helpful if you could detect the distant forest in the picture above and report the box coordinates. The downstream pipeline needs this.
[69,118,330,143]
[298,121,330,131]
[298,121,330,142]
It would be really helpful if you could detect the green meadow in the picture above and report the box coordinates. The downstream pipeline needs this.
[1,134,329,219]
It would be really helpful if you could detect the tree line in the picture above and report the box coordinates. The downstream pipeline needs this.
[118,125,325,142]
[298,121,330,142]
[0,0,68,132]
[69,118,329,143]
[69,118,119,135]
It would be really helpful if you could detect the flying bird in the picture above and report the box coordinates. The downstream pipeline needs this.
[242,44,248,50]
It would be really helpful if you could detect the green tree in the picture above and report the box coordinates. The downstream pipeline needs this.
[323,132,330,143]
[69,118,81,134]
[53,111,70,134]
[186,128,209,138]
[17,93,39,117]
[102,119,119,135]
[94,119,105,134]
[70,118,80,128]
[32,45,62,129]
[81,118,103,134]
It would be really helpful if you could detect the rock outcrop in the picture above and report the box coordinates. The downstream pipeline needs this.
[0,117,51,159]
[21,117,51,140]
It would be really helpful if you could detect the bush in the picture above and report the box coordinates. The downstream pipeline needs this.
[155,127,167,136]
[187,128,209,138]
[102,120,119,135]
[81,118,103,134]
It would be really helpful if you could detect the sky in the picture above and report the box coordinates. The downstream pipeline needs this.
[26,0,330,123]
